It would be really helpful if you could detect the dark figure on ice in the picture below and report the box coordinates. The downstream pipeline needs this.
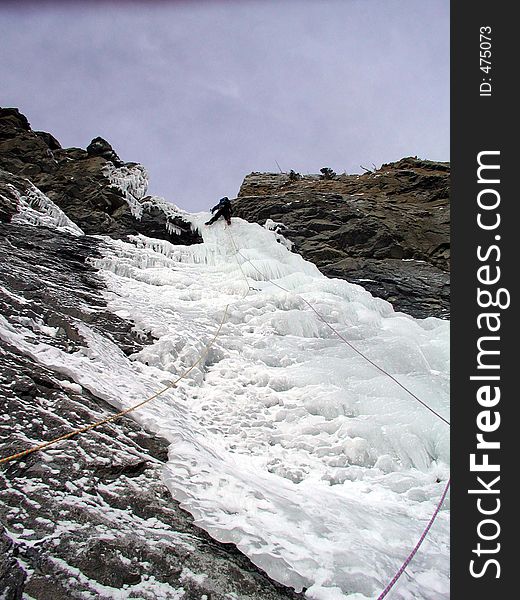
[205,197,232,226]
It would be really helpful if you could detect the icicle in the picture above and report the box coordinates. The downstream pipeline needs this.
[103,163,149,219]
[9,182,84,236]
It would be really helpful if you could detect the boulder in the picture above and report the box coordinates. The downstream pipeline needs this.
[86,136,123,165]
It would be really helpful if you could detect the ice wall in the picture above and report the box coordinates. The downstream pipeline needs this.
[1,213,449,599]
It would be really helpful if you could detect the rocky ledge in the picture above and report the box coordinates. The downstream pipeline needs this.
[0,107,201,245]
[233,161,450,319]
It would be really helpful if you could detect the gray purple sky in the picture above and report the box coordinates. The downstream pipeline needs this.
[1,0,449,212]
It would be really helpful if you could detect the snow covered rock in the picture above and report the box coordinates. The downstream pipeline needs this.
[0,222,302,600]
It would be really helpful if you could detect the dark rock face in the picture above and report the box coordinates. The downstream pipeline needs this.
[0,109,57,181]
[0,171,20,222]
[34,130,62,151]
[234,159,450,319]
[86,136,123,165]
[0,222,302,600]
[0,106,202,245]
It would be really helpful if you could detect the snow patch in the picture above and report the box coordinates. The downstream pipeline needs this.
[263,218,294,250]
[103,163,149,219]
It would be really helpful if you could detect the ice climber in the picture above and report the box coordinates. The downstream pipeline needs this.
[205,197,232,226]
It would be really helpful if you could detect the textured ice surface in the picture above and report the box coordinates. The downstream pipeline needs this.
[1,215,449,599]
[103,163,149,219]
[9,181,84,236]
[104,162,190,234]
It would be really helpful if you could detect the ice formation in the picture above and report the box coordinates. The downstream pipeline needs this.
[1,213,450,599]
[103,163,190,236]
[263,218,294,250]
[9,181,84,236]
[103,163,149,219]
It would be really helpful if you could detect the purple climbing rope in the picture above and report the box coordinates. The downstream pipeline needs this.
[377,478,451,599]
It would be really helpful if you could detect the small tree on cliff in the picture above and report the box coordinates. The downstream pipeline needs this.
[320,167,336,180]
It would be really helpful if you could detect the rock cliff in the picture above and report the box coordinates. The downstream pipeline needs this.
[233,161,450,319]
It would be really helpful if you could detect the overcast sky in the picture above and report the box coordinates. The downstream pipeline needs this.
[1,0,449,212]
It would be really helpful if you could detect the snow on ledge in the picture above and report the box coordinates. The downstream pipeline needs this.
[140,195,194,236]
[103,163,198,238]
[264,218,293,250]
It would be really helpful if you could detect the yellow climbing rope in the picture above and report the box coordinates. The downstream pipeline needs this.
[1,228,254,467]
[1,220,447,468]
[0,304,231,466]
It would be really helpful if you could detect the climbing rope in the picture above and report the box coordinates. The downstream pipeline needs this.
[0,304,231,466]
[226,229,449,426]
[0,230,254,467]
[1,220,450,599]
[376,478,451,599]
